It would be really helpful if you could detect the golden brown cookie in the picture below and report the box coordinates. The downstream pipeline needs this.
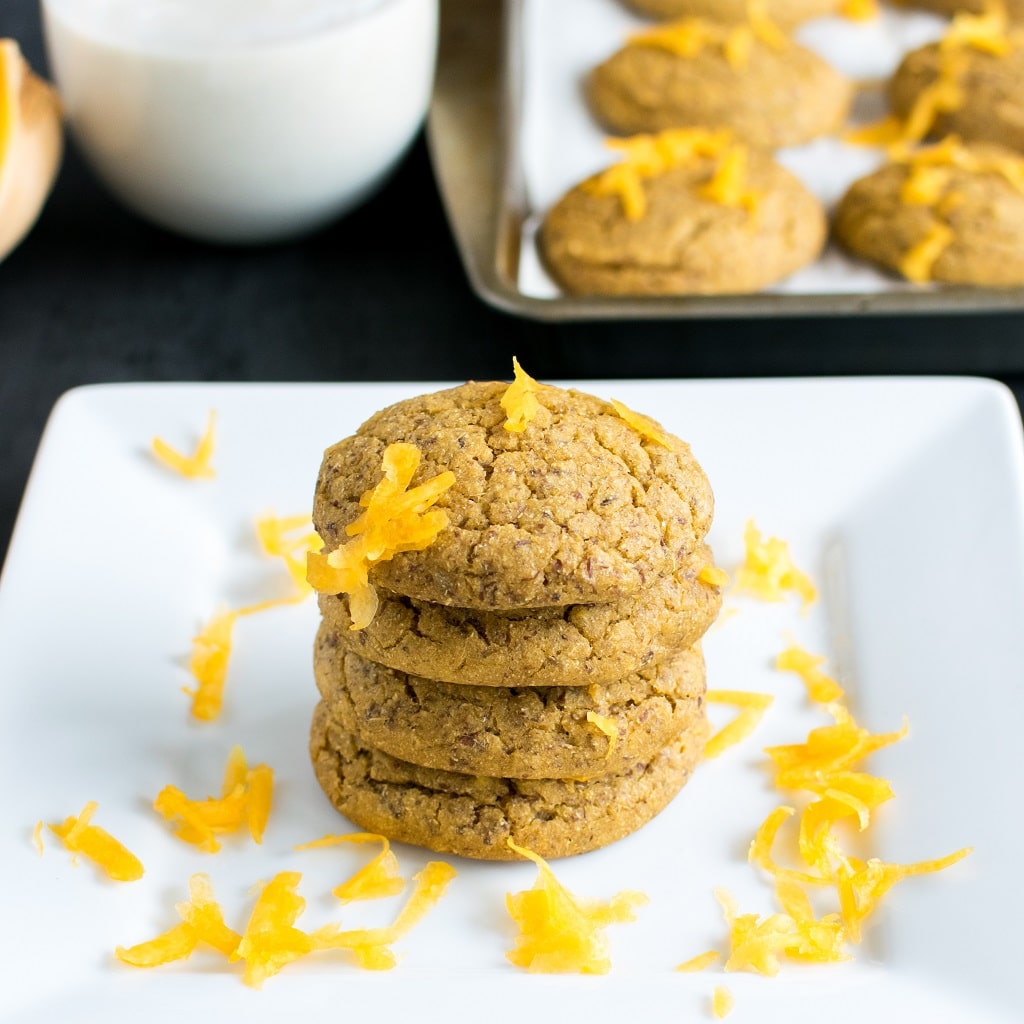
[313,381,714,610]
[624,0,846,27]
[314,639,706,779]
[541,145,825,296]
[589,24,852,147]
[317,545,721,688]
[890,40,1024,153]
[309,702,707,860]
[834,140,1024,284]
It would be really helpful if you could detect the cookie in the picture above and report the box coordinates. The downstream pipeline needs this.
[541,145,825,296]
[589,26,852,147]
[309,703,706,860]
[890,41,1024,153]
[624,0,845,27]
[834,141,1024,285]
[317,544,721,688]
[313,381,714,609]
[314,639,706,779]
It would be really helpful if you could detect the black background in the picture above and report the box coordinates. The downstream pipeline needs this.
[2,0,1023,565]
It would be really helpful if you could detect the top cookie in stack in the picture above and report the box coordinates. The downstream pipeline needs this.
[307,370,723,860]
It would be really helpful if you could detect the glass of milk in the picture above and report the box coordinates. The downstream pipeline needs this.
[40,0,438,243]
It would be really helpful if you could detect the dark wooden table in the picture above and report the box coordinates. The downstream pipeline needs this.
[3,0,1024,565]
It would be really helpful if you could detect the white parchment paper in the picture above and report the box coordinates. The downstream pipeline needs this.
[517,0,949,298]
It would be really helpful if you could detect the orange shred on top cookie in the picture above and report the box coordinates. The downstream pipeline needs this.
[501,357,544,433]
[151,410,217,479]
[306,442,455,630]
[608,397,675,448]
[504,839,647,974]
[49,801,144,882]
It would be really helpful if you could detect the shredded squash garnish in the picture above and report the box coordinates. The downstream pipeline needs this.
[311,861,457,970]
[676,949,720,972]
[899,221,955,283]
[585,711,619,757]
[704,690,774,759]
[501,357,543,433]
[841,0,877,19]
[185,592,309,721]
[608,398,674,449]
[49,801,144,882]
[584,128,735,220]
[32,820,43,856]
[256,513,323,594]
[233,871,314,988]
[735,520,816,607]
[698,565,730,588]
[712,985,735,1019]
[152,410,216,479]
[295,832,405,903]
[0,40,20,178]
[116,874,241,969]
[306,442,455,631]
[153,746,274,852]
[699,145,762,216]
[504,839,646,973]
[775,643,844,703]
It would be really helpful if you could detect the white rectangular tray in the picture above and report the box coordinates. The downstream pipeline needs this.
[1,380,1021,1022]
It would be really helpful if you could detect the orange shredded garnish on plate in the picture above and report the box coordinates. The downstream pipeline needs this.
[295,832,405,903]
[704,690,774,759]
[712,985,735,1019]
[49,801,144,882]
[151,410,216,479]
[585,711,619,756]
[307,442,455,630]
[735,520,816,607]
[841,0,877,19]
[152,746,274,852]
[676,949,720,972]
[32,820,43,856]
[608,398,675,449]
[503,839,646,974]
[311,860,457,970]
[776,643,844,703]
[256,513,323,594]
[116,874,242,968]
[232,871,313,988]
[501,357,543,433]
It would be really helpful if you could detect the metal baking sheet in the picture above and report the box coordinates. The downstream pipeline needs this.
[427,0,1024,320]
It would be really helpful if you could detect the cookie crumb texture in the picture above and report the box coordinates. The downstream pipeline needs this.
[542,158,825,296]
[310,703,706,860]
[835,148,1024,285]
[314,636,707,779]
[313,382,714,609]
[317,545,721,687]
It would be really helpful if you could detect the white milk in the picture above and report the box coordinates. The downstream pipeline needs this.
[41,0,438,242]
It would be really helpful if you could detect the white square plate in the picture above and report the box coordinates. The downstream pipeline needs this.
[1,379,1021,1023]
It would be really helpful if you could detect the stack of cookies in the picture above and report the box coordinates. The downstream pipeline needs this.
[308,379,723,860]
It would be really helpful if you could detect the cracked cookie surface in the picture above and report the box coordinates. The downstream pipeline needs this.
[317,544,721,687]
[313,381,713,609]
[314,637,706,779]
[310,702,707,860]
